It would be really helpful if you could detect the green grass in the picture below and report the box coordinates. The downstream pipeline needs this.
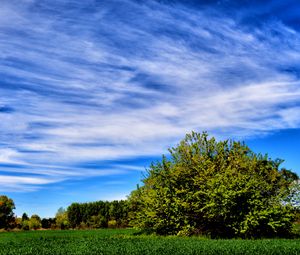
[0,229,299,255]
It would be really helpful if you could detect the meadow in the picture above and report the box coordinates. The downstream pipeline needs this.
[0,229,299,255]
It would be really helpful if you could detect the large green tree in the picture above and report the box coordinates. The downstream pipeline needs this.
[129,132,299,238]
[0,195,15,229]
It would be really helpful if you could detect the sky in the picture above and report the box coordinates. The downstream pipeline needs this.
[0,0,300,218]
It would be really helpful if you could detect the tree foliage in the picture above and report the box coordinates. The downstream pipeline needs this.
[67,200,129,229]
[22,213,29,222]
[0,195,15,229]
[41,218,56,229]
[129,132,299,238]
[29,215,42,230]
[56,207,69,229]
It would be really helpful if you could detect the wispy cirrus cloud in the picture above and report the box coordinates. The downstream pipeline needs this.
[1,0,300,191]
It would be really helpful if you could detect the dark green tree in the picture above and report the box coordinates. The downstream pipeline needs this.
[67,203,83,228]
[67,200,129,229]
[41,218,56,229]
[21,213,29,222]
[129,132,299,238]
[0,195,15,229]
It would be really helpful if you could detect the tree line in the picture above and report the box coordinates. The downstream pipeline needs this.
[1,132,299,237]
[0,198,130,230]
[67,200,129,228]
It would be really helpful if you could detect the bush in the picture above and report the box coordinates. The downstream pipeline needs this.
[78,222,88,229]
[55,208,69,230]
[88,215,108,228]
[29,219,41,230]
[108,220,117,228]
[21,220,29,231]
[129,132,299,238]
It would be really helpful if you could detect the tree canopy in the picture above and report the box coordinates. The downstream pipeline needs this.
[129,132,299,238]
[67,200,129,229]
[0,195,15,229]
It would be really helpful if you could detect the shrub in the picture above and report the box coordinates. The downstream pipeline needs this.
[29,218,41,230]
[21,220,30,231]
[108,220,117,228]
[129,132,299,238]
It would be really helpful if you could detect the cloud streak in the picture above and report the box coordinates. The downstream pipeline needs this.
[0,0,300,190]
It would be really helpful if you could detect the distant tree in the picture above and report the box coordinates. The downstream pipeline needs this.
[21,213,29,222]
[0,195,15,229]
[21,220,29,231]
[29,214,42,230]
[56,207,69,229]
[109,200,129,227]
[129,132,299,238]
[31,214,41,221]
[19,213,30,230]
[67,203,82,228]
[87,214,107,228]
[41,218,56,229]
[14,217,22,229]
[67,200,129,229]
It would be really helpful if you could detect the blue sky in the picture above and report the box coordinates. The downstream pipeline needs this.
[0,0,300,218]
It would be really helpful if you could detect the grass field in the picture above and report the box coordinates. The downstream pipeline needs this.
[0,228,299,255]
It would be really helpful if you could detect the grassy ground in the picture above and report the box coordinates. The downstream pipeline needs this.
[0,228,299,255]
